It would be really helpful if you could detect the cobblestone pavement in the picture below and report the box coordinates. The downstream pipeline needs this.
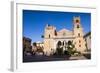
[23,55,89,62]
[69,56,87,60]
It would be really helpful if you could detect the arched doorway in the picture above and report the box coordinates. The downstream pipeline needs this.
[63,40,68,50]
[56,41,63,55]
[57,41,62,48]
[68,40,72,45]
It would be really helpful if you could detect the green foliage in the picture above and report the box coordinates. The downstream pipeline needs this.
[56,47,63,55]
[67,41,75,56]
[57,41,62,47]
[41,35,44,38]
[64,50,71,56]
[33,42,37,46]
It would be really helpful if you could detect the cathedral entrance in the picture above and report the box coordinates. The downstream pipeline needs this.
[57,41,62,48]
[56,41,63,55]
[56,40,74,56]
[56,40,73,52]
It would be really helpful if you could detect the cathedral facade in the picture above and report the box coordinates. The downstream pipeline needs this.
[43,17,86,55]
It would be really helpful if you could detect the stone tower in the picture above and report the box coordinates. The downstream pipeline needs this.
[73,17,86,53]
[44,24,56,56]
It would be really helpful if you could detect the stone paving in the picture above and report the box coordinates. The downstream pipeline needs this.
[23,54,89,62]
[69,56,87,60]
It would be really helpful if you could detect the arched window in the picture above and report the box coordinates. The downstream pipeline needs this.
[78,33,80,37]
[57,41,62,47]
[77,25,80,28]
[55,30,57,36]
[79,40,81,43]
[79,45,81,47]
[68,41,72,45]
[49,34,50,38]
[76,19,79,23]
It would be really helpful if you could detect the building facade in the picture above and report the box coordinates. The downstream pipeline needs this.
[84,32,91,51]
[23,37,32,53]
[43,17,86,55]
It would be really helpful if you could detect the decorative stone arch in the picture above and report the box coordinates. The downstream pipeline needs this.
[63,40,68,46]
[56,41,63,55]
[68,40,72,45]
[57,41,62,48]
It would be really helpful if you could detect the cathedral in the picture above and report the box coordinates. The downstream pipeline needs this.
[43,16,86,56]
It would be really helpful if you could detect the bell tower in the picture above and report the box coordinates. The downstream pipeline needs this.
[73,17,86,53]
[73,17,83,37]
[44,24,56,38]
[44,24,55,56]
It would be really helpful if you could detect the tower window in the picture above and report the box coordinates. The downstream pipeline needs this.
[76,19,79,23]
[49,34,50,38]
[77,25,80,28]
[55,30,57,36]
[79,45,81,47]
[79,40,81,43]
[78,33,80,37]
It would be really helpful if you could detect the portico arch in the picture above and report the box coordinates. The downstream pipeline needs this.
[57,41,62,48]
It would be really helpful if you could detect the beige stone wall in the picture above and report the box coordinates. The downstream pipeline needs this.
[44,39,54,55]
[44,26,56,38]
[74,37,86,53]
[85,34,91,50]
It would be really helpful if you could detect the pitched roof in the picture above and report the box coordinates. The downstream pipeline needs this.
[57,28,73,36]
[58,28,72,33]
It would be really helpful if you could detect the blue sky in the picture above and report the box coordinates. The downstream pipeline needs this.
[23,10,91,42]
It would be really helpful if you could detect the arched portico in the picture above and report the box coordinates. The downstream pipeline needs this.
[55,39,73,51]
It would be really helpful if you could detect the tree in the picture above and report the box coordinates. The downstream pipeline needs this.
[56,41,63,55]
[64,50,70,56]
[68,41,72,45]
[57,41,62,47]
[56,47,63,55]
[33,42,37,46]
[67,41,75,55]
[41,35,44,38]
